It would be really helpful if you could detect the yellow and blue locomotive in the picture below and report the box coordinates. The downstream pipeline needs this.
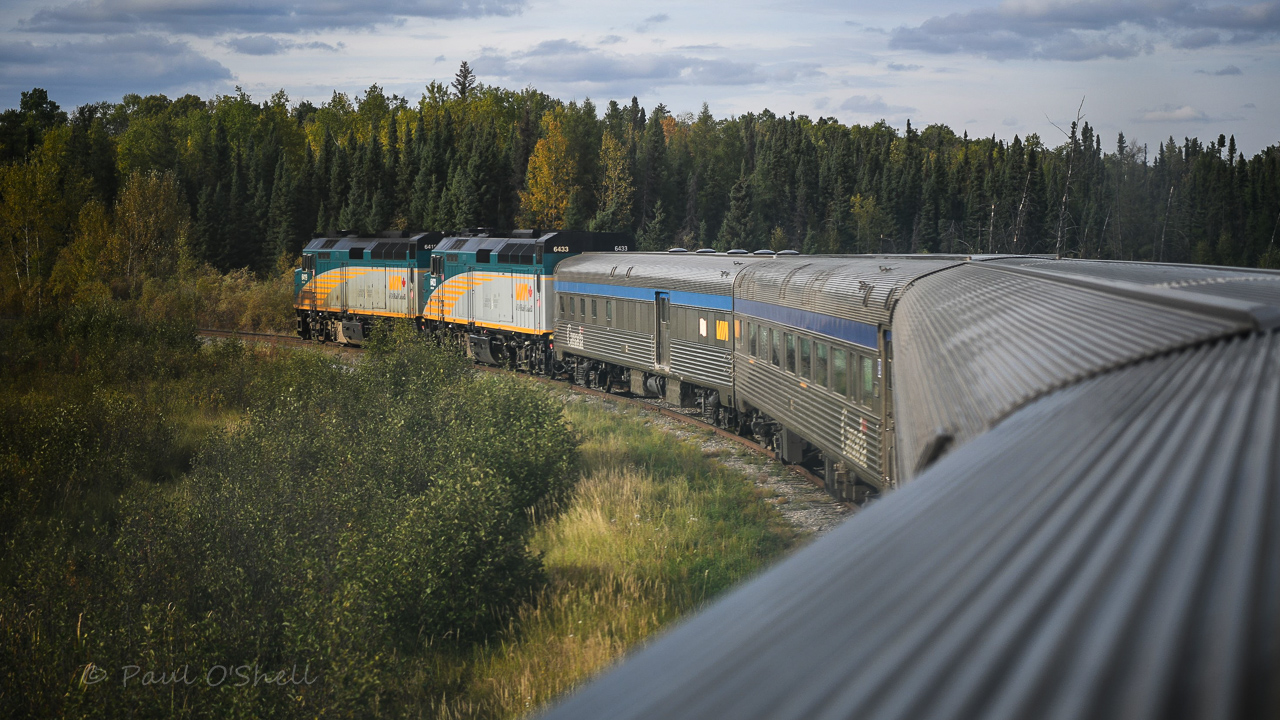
[294,229,630,372]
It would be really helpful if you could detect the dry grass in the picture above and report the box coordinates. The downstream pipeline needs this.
[429,397,796,719]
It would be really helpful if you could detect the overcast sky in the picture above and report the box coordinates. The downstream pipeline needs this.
[1,0,1275,153]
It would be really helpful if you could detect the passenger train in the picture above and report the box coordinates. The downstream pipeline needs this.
[296,229,902,501]
[296,228,1280,505]
[297,228,1280,718]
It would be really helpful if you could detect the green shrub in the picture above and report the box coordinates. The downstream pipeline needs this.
[0,321,579,718]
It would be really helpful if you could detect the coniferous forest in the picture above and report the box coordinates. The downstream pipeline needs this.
[2,63,1279,313]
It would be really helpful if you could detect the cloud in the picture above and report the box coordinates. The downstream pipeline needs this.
[20,0,524,36]
[889,0,1280,61]
[885,62,922,71]
[637,13,669,32]
[1194,64,1242,75]
[471,39,815,91]
[839,94,914,115]
[0,34,231,105]
[1173,29,1222,48]
[223,35,341,55]
[1137,104,1208,122]
[599,34,624,45]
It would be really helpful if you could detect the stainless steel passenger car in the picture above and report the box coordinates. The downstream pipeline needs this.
[732,257,961,498]
[552,253,761,415]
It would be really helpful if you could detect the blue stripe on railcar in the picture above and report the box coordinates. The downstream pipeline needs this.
[736,299,879,350]
[556,281,734,311]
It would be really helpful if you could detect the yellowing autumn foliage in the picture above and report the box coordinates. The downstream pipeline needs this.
[519,109,578,229]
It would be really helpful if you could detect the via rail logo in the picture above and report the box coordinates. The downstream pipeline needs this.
[516,283,533,301]
[388,275,407,291]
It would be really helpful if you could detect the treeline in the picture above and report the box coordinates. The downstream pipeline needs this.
[3,69,1278,312]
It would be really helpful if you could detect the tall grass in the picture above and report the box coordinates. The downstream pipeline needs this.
[431,397,796,719]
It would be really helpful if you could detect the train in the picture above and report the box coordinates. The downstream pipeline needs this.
[295,227,1280,505]
[295,228,1280,718]
[295,228,899,502]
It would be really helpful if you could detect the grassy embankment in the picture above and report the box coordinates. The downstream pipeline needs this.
[432,395,797,718]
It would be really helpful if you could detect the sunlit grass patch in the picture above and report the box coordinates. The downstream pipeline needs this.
[432,395,796,719]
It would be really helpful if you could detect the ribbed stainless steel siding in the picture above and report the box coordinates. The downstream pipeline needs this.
[555,253,762,295]
[891,262,1242,481]
[555,321,655,368]
[735,257,961,326]
[669,338,733,391]
[541,331,1280,720]
[736,355,884,483]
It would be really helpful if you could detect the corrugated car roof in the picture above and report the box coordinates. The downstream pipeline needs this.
[890,261,1256,481]
[735,257,962,327]
[540,329,1280,720]
[554,252,768,296]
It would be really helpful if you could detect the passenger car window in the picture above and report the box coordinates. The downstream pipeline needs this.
[559,296,565,317]
[784,333,795,373]
[579,298,585,317]
[770,328,781,367]
[799,338,810,379]
[591,299,597,319]
[748,323,757,356]
[865,356,876,397]
[833,349,847,396]
[816,343,828,386]
[606,300,613,323]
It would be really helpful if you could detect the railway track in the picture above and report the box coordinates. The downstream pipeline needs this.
[197,328,847,508]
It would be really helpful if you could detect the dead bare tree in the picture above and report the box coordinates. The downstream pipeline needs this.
[1046,98,1085,258]
[1158,184,1175,263]
[1012,170,1032,254]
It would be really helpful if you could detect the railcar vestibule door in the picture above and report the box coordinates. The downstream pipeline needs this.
[655,292,670,369]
